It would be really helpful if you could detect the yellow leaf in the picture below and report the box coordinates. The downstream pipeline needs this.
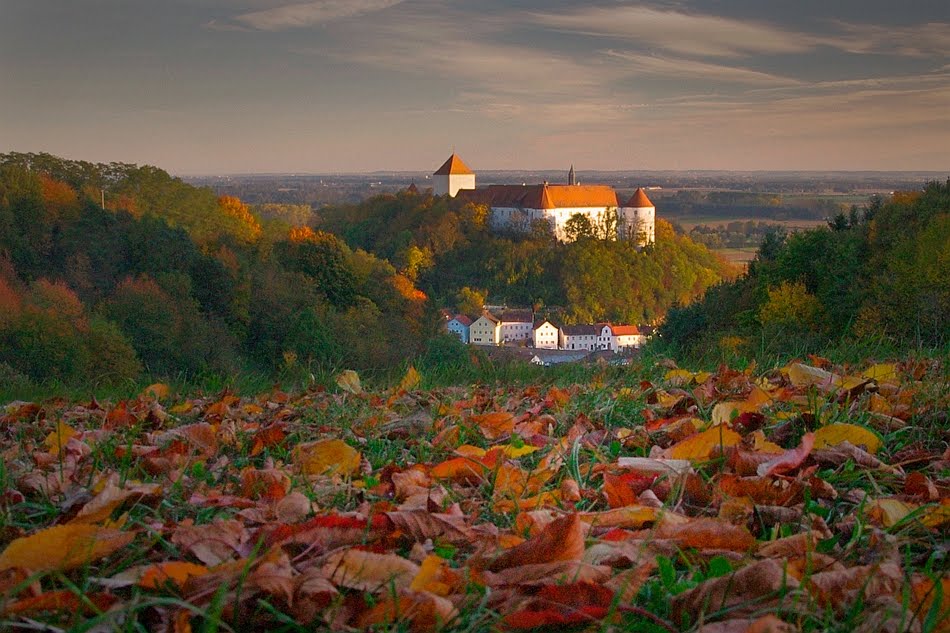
[694,371,713,384]
[664,369,695,386]
[43,422,78,455]
[0,524,133,572]
[813,423,882,454]
[294,439,361,476]
[141,383,170,400]
[501,443,539,458]
[669,425,742,461]
[921,499,950,528]
[655,390,682,410]
[863,363,898,382]
[336,370,362,394]
[399,366,421,391]
[410,555,452,595]
[170,401,195,415]
[866,498,916,527]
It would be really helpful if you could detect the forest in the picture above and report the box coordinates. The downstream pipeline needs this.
[0,153,435,390]
[661,180,950,359]
[319,191,734,326]
[0,153,731,392]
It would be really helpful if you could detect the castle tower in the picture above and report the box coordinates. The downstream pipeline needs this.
[433,153,475,197]
[568,165,576,186]
[620,187,656,246]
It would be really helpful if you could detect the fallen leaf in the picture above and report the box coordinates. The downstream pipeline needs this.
[484,513,584,572]
[336,370,362,394]
[323,548,419,592]
[294,439,361,476]
[0,524,134,572]
[757,432,815,477]
[138,562,209,589]
[672,559,800,623]
[813,423,882,453]
[399,366,422,391]
[670,425,742,461]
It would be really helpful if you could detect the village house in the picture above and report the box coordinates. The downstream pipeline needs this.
[446,314,473,344]
[533,320,559,349]
[599,324,643,352]
[560,324,601,351]
[497,309,534,344]
[435,153,656,246]
[469,312,501,346]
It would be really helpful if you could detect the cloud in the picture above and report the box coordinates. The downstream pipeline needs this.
[231,0,406,31]
[532,6,815,58]
[822,21,950,57]
[602,50,800,86]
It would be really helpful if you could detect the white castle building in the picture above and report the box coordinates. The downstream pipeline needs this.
[432,153,656,246]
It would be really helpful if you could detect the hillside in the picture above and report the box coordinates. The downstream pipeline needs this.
[320,190,735,325]
[661,180,950,359]
[0,153,435,390]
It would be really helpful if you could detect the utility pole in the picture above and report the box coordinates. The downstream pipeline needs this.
[101,189,105,209]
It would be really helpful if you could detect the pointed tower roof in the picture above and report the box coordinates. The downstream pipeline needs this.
[568,164,576,185]
[433,153,474,176]
[406,182,419,194]
[626,187,654,208]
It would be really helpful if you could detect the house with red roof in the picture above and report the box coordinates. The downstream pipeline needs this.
[446,314,473,344]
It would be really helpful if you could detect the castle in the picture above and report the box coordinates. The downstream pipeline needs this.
[432,153,656,245]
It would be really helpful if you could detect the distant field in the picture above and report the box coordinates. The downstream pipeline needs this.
[712,246,759,269]
[668,216,828,232]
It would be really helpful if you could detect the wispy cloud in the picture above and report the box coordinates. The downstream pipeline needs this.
[602,50,800,86]
[228,0,406,31]
[533,6,815,58]
[824,21,950,57]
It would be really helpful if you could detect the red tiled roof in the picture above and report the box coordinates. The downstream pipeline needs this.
[610,325,640,336]
[451,314,473,326]
[433,154,474,176]
[625,188,654,208]
[460,184,617,210]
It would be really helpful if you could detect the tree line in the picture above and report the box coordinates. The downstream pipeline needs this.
[660,180,950,359]
[0,153,436,390]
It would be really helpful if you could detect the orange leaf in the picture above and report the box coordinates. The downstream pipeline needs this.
[3,589,117,616]
[756,432,815,477]
[657,517,757,551]
[669,425,742,461]
[430,456,489,484]
[469,412,515,440]
[485,513,584,572]
[294,439,361,476]
[0,524,134,572]
[138,561,209,589]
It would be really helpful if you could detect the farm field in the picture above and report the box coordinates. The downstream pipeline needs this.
[0,358,947,631]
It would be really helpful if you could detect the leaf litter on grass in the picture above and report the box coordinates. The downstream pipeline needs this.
[0,358,948,631]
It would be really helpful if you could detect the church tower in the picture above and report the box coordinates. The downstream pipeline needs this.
[433,153,476,197]
[568,164,576,186]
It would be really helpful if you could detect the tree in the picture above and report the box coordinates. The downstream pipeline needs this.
[564,213,595,242]
[456,286,487,316]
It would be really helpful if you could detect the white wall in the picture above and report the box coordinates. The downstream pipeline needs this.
[435,174,475,197]
[534,323,559,349]
[620,206,656,245]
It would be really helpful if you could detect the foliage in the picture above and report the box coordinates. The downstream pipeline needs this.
[661,180,950,358]
[0,357,947,631]
[0,153,434,386]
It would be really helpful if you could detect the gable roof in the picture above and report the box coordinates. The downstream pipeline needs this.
[449,314,473,326]
[561,324,600,336]
[406,182,419,194]
[534,319,558,330]
[498,309,533,324]
[625,187,654,208]
[610,324,640,336]
[433,153,474,176]
[460,184,618,210]
[474,311,499,324]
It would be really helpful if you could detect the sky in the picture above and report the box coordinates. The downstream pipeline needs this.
[1,1,948,174]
